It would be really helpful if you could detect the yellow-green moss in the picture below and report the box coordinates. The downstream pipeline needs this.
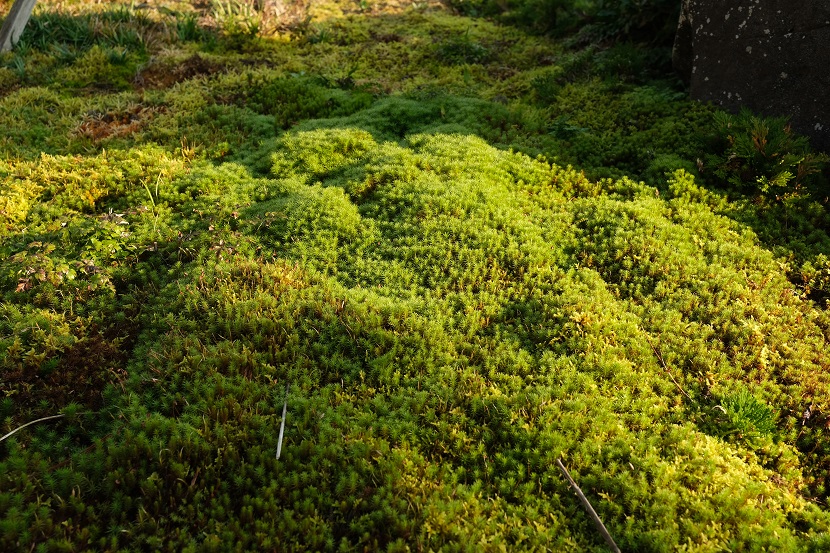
[1,2,830,552]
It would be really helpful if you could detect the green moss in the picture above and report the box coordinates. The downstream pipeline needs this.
[2,0,830,551]
[246,75,375,129]
[54,44,143,90]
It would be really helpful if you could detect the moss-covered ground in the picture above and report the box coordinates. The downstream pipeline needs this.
[2,0,830,551]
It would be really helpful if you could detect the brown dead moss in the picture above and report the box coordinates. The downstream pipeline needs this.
[135,53,226,89]
[2,330,126,416]
[73,103,163,142]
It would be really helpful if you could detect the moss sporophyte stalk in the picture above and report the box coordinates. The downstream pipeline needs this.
[1,0,829,551]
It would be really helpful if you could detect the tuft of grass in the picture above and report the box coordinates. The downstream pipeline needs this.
[718,389,777,443]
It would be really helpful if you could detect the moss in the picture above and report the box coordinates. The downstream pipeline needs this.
[2,0,830,551]
[53,45,144,91]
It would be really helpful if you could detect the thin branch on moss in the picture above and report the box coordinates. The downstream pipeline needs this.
[557,458,621,553]
[276,383,289,460]
[647,337,692,402]
[0,414,65,444]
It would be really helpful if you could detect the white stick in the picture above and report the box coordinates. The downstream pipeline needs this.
[0,414,65,443]
[276,384,289,459]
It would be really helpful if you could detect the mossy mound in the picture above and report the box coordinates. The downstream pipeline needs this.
[2,1,830,551]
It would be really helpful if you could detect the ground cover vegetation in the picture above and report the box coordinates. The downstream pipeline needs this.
[1,0,830,550]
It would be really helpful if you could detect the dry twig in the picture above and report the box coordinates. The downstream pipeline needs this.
[646,338,692,401]
[557,458,621,553]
